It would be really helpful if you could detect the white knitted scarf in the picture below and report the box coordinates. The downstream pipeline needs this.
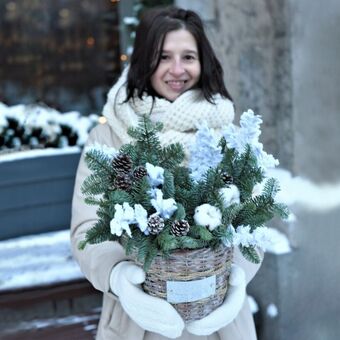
[102,68,235,150]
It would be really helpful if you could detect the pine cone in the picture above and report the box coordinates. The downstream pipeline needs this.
[133,166,147,180]
[112,154,132,174]
[147,214,165,235]
[170,220,190,236]
[114,173,132,191]
[221,172,233,185]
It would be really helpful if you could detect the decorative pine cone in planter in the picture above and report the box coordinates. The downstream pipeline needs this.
[133,165,148,180]
[114,173,132,191]
[221,172,233,185]
[147,214,165,235]
[112,153,132,174]
[170,220,190,236]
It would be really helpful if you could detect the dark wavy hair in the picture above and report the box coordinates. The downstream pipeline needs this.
[125,6,232,103]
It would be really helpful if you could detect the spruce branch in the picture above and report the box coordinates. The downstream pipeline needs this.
[239,245,261,264]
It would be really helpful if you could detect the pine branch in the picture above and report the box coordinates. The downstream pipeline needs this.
[162,169,175,199]
[239,245,261,263]
[84,149,113,175]
[263,177,280,198]
[160,143,185,170]
[81,174,111,196]
[79,219,114,249]
[174,203,186,220]
[84,196,103,206]
[130,177,152,210]
[157,232,180,254]
[143,243,159,271]
[188,225,213,241]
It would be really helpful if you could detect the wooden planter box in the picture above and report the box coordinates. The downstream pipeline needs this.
[0,150,81,240]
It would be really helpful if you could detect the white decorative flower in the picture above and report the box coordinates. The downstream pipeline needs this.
[146,163,164,187]
[134,204,148,233]
[219,185,240,207]
[233,225,253,247]
[150,189,177,219]
[109,203,134,237]
[147,187,158,199]
[194,204,222,231]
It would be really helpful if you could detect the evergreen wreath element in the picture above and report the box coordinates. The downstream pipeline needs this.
[79,113,289,270]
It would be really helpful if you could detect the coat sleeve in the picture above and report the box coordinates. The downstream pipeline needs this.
[70,123,129,294]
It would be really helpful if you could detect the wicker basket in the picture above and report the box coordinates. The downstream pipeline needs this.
[134,244,233,322]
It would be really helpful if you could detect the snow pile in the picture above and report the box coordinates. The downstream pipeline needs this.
[0,102,98,153]
[0,146,80,163]
[266,303,279,318]
[268,168,340,212]
[0,230,84,291]
[264,228,292,255]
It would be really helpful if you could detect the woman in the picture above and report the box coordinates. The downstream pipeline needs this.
[71,6,262,340]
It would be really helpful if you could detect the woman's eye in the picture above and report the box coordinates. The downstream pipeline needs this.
[160,54,170,60]
[184,55,195,61]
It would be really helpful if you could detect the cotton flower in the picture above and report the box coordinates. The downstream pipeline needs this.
[110,203,134,237]
[134,204,148,233]
[219,185,240,207]
[232,225,273,250]
[233,225,253,247]
[146,163,164,187]
[150,189,177,219]
[194,204,222,231]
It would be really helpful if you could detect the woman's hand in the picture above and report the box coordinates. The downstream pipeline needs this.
[186,264,246,336]
[110,261,185,339]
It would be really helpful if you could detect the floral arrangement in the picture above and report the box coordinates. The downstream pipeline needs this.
[79,112,288,270]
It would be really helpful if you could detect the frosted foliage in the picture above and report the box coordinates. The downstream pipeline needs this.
[189,122,223,181]
[223,110,279,170]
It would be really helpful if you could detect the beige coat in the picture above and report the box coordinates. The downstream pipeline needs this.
[71,123,261,340]
[71,84,262,339]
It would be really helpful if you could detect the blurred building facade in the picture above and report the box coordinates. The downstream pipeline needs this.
[176,0,340,339]
[0,0,121,115]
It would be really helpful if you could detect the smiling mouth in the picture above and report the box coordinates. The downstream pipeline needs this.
[165,80,188,91]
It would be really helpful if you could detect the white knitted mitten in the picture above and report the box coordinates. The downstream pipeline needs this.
[110,261,185,338]
[186,264,246,336]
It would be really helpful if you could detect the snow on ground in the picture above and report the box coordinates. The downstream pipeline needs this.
[248,295,259,314]
[0,230,84,291]
[266,303,279,318]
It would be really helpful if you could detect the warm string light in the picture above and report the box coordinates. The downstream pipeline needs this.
[120,54,128,62]
[86,36,95,47]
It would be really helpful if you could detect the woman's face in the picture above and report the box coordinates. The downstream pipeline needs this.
[150,29,201,102]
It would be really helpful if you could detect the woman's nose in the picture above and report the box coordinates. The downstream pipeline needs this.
[169,60,185,76]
